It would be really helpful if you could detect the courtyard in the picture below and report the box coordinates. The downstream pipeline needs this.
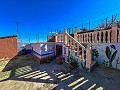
[0,54,120,90]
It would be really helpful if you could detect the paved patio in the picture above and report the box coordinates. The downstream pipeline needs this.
[0,54,120,90]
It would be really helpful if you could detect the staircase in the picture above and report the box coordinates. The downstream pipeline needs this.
[55,30,97,72]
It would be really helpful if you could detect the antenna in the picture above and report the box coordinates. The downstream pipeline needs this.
[29,34,30,43]
[16,20,21,37]
[72,24,73,34]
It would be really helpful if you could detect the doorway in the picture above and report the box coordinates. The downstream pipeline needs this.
[56,45,62,57]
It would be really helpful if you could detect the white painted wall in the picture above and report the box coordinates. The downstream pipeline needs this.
[25,43,56,58]
[25,44,32,50]
[31,43,41,54]
[92,43,120,69]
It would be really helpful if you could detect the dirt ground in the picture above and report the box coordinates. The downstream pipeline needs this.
[0,54,120,90]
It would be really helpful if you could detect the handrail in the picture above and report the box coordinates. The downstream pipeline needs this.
[65,32,85,49]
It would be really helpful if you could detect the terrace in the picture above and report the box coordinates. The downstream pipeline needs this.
[0,54,120,90]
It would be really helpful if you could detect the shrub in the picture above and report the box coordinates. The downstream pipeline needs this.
[70,58,79,68]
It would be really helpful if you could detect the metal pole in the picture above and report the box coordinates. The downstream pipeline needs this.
[16,21,20,37]
[16,22,18,36]
[69,28,70,34]
[51,28,52,36]
[112,15,114,26]
[36,33,37,42]
[89,21,90,30]
[72,24,73,34]
[82,23,83,29]
[57,28,59,33]
[106,18,108,29]
[29,34,30,43]
[66,28,69,33]
[43,33,44,42]
[38,32,39,42]
[36,32,39,42]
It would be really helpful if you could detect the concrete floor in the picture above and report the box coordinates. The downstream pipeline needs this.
[0,54,120,90]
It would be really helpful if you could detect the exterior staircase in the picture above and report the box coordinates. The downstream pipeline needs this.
[55,30,97,72]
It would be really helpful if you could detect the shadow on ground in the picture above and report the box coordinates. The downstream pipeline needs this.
[0,54,120,90]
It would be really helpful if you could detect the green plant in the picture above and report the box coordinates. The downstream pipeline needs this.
[67,51,71,62]
[70,58,79,68]
[102,60,109,66]
[81,61,89,71]
[69,55,73,61]
[105,45,117,67]
[92,49,99,60]
[68,51,79,69]
[45,56,50,63]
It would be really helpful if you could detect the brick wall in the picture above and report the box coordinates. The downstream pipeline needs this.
[0,36,18,60]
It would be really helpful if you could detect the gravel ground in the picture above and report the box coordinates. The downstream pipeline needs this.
[0,54,120,90]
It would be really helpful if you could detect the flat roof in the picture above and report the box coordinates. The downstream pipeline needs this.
[0,35,17,39]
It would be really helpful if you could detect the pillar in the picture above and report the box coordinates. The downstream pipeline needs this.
[74,30,78,40]
[86,44,92,69]
[86,33,88,43]
[103,31,106,43]
[95,32,97,43]
[107,31,110,43]
[99,32,101,43]
[111,27,117,43]
[89,33,91,43]
[92,32,94,43]
[81,34,83,43]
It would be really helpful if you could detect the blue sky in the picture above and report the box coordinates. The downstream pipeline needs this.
[0,0,120,43]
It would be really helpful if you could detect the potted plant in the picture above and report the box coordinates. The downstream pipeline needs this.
[69,58,79,70]
[45,56,50,63]
[57,55,63,65]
